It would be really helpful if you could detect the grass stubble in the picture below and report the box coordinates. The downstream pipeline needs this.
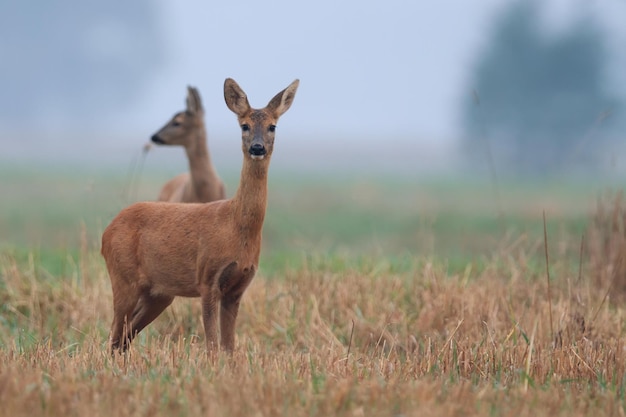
[1,177,626,416]
[2,236,626,416]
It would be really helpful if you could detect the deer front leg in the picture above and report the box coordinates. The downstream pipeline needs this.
[200,286,219,351]
[218,262,255,352]
[220,293,242,352]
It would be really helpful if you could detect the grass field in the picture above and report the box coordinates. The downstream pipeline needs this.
[1,161,625,416]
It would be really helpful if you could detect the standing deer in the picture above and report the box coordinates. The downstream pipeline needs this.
[101,78,299,353]
[151,86,226,203]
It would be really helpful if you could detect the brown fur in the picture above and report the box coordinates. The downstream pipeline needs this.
[151,86,226,203]
[102,78,299,353]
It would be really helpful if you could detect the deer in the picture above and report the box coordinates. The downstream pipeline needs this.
[101,78,299,353]
[150,86,226,203]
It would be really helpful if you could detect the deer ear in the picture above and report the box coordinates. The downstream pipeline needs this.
[186,86,203,114]
[267,79,299,118]
[224,78,251,117]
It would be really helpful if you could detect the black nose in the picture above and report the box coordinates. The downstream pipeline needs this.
[151,134,164,144]
[249,143,266,156]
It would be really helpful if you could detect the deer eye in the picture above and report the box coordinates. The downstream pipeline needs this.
[268,125,276,133]
[241,124,250,132]
[172,121,181,127]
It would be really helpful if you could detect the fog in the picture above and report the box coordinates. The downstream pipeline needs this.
[1,0,625,175]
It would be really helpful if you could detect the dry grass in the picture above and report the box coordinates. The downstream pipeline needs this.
[587,190,626,304]
[1,227,626,417]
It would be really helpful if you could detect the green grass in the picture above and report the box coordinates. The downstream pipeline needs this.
[0,164,603,275]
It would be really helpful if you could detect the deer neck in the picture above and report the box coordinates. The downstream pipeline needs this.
[184,126,219,200]
[232,157,270,240]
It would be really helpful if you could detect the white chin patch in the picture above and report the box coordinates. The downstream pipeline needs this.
[250,154,265,160]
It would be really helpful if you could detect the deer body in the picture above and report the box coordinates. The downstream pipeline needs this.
[151,86,226,203]
[102,78,299,352]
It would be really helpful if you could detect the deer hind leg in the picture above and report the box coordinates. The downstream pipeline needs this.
[109,278,140,353]
[127,293,175,342]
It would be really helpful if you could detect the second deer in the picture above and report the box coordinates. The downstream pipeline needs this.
[101,78,299,353]
[151,86,226,203]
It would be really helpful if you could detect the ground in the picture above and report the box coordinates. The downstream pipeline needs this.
[1,164,624,416]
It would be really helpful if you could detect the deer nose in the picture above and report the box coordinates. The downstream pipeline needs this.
[249,143,266,156]
[151,134,165,144]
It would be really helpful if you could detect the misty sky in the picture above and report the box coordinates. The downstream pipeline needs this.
[124,0,626,144]
[1,0,625,167]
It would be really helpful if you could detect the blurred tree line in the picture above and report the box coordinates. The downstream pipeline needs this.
[0,1,164,132]
[462,0,622,176]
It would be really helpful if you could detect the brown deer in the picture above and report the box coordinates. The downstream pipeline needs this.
[101,78,299,353]
[151,86,226,203]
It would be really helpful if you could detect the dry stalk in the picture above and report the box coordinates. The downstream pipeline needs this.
[543,211,554,343]
[346,319,355,372]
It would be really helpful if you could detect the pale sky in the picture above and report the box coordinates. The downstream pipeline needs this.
[119,0,625,145]
[2,0,624,168]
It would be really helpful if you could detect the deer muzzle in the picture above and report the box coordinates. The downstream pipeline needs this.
[249,143,266,158]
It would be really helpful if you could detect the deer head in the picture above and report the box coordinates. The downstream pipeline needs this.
[151,86,205,146]
[224,78,299,161]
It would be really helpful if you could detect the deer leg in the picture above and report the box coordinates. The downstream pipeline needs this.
[200,286,219,351]
[124,293,174,345]
[109,280,140,353]
[218,264,254,352]
[220,293,242,352]
[217,262,240,352]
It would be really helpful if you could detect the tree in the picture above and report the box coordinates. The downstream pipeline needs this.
[461,0,620,176]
